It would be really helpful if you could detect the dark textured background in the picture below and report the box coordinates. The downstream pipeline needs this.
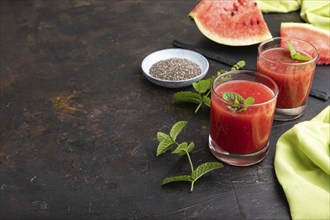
[1,0,329,219]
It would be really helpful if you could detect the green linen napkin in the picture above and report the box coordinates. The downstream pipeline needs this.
[257,0,330,31]
[275,106,330,220]
[257,0,301,13]
[300,0,330,31]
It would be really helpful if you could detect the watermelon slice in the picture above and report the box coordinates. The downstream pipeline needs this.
[280,22,330,65]
[189,0,272,46]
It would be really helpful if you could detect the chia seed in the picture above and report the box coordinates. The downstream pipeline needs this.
[149,58,201,81]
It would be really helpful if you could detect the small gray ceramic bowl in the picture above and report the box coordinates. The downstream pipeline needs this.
[141,48,209,88]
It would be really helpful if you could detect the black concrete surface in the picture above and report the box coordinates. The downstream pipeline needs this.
[1,0,329,219]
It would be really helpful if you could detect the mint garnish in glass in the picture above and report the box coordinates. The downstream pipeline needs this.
[222,92,254,112]
[286,41,311,61]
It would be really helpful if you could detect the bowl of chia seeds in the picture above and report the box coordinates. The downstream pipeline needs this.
[141,48,209,88]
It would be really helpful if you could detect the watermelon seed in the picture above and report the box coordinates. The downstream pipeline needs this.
[231,12,234,16]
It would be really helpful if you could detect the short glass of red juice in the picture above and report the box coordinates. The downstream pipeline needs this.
[257,37,318,121]
[209,70,278,166]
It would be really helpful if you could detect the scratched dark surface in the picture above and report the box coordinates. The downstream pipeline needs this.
[1,0,329,219]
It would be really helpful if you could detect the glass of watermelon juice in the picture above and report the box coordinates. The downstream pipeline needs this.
[209,71,278,166]
[257,37,318,121]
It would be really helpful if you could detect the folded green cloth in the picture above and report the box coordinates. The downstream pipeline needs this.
[257,0,301,13]
[300,0,330,31]
[257,0,330,31]
[275,106,330,220]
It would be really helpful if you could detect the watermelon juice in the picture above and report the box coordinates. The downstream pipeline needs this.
[257,37,318,121]
[257,48,315,108]
[209,71,278,166]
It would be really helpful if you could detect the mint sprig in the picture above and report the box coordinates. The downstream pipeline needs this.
[173,78,212,113]
[173,61,245,113]
[156,121,224,192]
[286,41,311,61]
[222,92,254,112]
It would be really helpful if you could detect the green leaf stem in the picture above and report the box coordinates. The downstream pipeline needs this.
[156,121,224,191]
[173,61,246,113]
[162,175,192,185]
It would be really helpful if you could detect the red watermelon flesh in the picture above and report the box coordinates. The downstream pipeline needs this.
[280,22,330,65]
[189,0,272,46]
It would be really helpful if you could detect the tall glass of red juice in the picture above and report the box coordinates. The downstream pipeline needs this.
[209,71,278,166]
[257,37,318,121]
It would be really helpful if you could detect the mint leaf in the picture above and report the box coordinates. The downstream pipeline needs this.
[202,95,211,107]
[218,60,245,75]
[207,76,216,83]
[293,52,312,61]
[172,142,195,156]
[222,92,254,112]
[173,80,212,114]
[155,121,225,192]
[192,79,211,94]
[190,162,224,191]
[172,76,213,114]
[173,89,211,113]
[217,69,227,75]
[157,132,170,142]
[220,75,232,83]
[231,60,245,71]
[173,91,202,104]
[156,138,175,156]
[194,95,211,113]
[170,121,188,142]
[244,97,255,107]
[286,41,311,61]
[222,92,244,103]
[162,175,192,185]
[191,162,223,181]
[173,60,246,114]
[172,142,188,156]
[287,41,296,58]
[161,162,223,191]
[186,142,195,153]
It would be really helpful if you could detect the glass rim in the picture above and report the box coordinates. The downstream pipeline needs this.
[258,37,319,65]
[212,70,279,107]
